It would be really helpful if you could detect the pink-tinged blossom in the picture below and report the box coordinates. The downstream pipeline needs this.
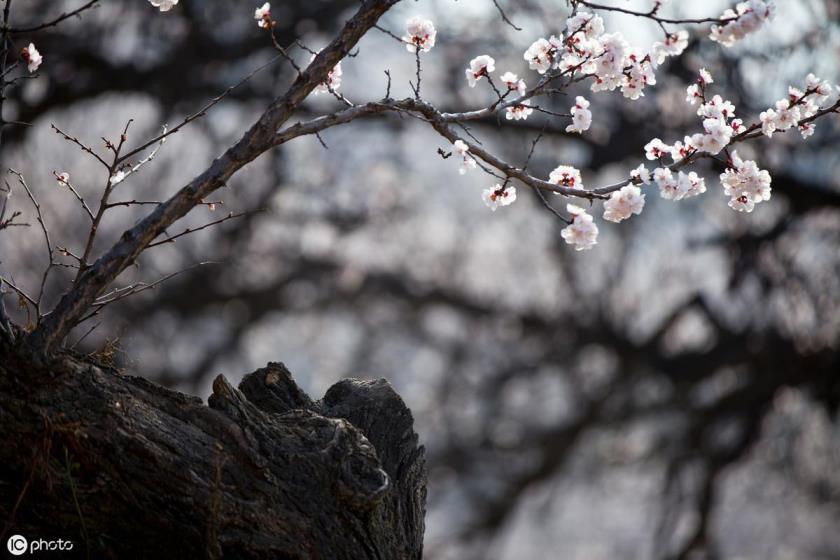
[150,0,179,11]
[710,0,775,46]
[562,204,599,251]
[403,16,436,53]
[254,3,271,28]
[506,101,533,121]
[549,165,584,189]
[651,30,688,64]
[698,68,714,85]
[566,96,592,133]
[21,43,42,73]
[465,55,495,87]
[482,184,517,211]
[603,185,645,223]
[56,172,70,186]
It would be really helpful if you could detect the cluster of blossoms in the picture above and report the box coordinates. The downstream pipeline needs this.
[452,140,477,175]
[710,0,774,46]
[20,43,42,73]
[482,184,517,211]
[403,16,436,53]
[566,96,592,133]
[150,0,178,12]
[522,11,684,101]
[651,168,707,201]
[720,151,771,212]
[561,204,599,251]
[254,3,272,28]
[679,69,743,155]
[760,73,834,139]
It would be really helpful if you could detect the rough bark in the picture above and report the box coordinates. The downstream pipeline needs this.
[0,338,426,559]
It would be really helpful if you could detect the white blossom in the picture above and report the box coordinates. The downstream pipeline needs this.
[453,140,477,174]
[654,167,680,200]
[21,43,42,73]
[700,117,733,154]
[603,185,645,223]
[255,3,271,28]
[644,138,670,160]
[506,101,533,121]
[630,164,652,185]
[549,165,584,189]
[566,96,592,133]
[500,72,527,95]
[311,53,342,95]
[759,108,778,137]
[110,170,126,186]
[773,99,800,130]
[686,84,702,105]
[403,16,436,53]
[677,171,706,199]
[561,204,599,251]
[465,55,495,87]
[566,12,604,40]
[56,172,70,186]
[482,185,517,211]
[150,0,178,12]
[524,38,554,74]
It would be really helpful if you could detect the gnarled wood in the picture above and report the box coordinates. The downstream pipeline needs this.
[0,341,426,559]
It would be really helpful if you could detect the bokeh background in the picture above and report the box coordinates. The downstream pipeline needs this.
[2,0,840,558]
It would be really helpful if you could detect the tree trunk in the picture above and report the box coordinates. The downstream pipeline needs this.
[0,337,426,559]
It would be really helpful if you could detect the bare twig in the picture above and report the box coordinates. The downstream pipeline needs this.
[147,211,250,248]
[7,0,99,33]
[491,0,523,31]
